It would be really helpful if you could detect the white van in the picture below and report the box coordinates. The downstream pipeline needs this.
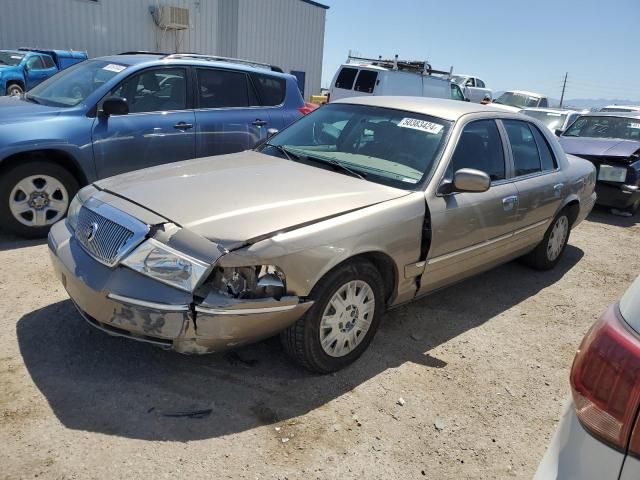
[328,55,466,103]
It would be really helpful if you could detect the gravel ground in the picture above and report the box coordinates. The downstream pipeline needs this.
[0,208,638,480]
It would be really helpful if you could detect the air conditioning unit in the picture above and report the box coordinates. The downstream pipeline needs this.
[157,6,189,30]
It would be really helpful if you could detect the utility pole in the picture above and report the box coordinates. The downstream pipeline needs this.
[559,72,568,107]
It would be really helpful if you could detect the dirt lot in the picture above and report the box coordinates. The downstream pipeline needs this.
[0,208,638,480]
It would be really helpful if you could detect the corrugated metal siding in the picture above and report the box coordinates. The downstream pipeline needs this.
[0,0,325,98]
[236,0,325,98]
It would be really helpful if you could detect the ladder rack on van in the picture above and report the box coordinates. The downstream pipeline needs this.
[346,53,452,78]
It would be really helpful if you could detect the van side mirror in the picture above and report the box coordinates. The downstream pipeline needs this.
[101,97,129,116]
[453,168,491,192]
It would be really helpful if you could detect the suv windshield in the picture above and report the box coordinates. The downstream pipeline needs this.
[0,52,24,66]
[494,92,541,108]
[563,116,640,140]
[260,103,451,189]
[25,59,128,107]
[522,110,567,130]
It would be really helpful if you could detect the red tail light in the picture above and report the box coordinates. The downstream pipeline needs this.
[570,304,640,456]
[298,102,318,115]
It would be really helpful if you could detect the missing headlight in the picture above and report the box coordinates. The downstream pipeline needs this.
[202,265,286,300]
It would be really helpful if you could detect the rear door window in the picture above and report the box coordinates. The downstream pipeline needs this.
[354,70,378,93]
[503,120,542,176]
[476,79,486,88]
[251,73,285,106]
[197,69,256,108]
[334,67,358,90]
[530,125,557,171]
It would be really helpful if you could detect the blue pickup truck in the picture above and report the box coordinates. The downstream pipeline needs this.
[0,48,87,97]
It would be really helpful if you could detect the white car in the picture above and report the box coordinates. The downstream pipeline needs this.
[600,104,640,113]
[534,275,640,480]
[451,74,492,103]
[521,108,586,134]
[492,90,551,112]
[329,54,466,103]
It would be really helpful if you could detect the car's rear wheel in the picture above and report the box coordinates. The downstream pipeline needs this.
[0,160,78,238]
[522,210,571,270]
[6,83,24,97]
[281,259,385,373]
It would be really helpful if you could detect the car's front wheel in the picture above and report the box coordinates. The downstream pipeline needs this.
[281,259,385,373]
[0,160,79,238]
[523,210,571,270]
[6,83,24,97]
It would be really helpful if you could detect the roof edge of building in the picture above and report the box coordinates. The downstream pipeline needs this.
[299,0,329,9]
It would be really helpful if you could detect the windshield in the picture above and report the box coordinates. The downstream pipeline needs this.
[25,59,128,107]
[495,92,541,108]
[522,110,567,130]
[0,52,24,66]
[563,116,640,140]
[260,103,451,189]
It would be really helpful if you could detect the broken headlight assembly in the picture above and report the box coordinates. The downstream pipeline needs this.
[202,265,286,300]
[122,238,212,292]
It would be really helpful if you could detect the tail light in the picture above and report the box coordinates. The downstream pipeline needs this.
[570,304,640,456]
[298,102,318,115]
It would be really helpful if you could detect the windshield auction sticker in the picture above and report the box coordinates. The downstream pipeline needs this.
[102,63,127,73]
[628,123,640,129]
[398,118,444,135]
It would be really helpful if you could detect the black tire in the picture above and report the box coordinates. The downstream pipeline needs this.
[0,160,79,238]
[6,83,24,97]
[522,210,571,271]
[281,259,385,373]
[625,198,640,215]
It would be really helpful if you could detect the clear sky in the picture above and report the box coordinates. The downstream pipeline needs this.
[319,0,640,101]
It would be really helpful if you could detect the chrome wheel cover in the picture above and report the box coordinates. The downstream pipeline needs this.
[319,280,375,358]
[547,216,569,262]
[9,174,69,227]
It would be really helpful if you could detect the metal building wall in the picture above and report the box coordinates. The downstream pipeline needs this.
[236,0,326,99]
[0,0,326,98]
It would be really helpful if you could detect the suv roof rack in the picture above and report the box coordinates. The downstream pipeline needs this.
[118,51,170,56]
[346,53,453,78]
[163,53,284,72]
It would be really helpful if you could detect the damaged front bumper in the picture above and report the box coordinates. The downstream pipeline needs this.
[48,221,313,354]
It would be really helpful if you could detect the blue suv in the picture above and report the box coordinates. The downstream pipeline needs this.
[0,52,306,237]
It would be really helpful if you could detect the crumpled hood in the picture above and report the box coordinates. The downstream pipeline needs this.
[0,96,68,124]
[559,136,640,159]
[96,151,410,248]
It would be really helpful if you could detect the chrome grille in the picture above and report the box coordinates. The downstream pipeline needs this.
[75,206,134,266]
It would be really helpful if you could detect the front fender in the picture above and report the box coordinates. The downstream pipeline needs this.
[217,192,426,302]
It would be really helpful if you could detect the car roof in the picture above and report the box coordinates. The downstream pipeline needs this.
[332,96,509,121]
[502,90,544,98]
[579,111,640,119]
[97,54,292,79]
[602,104,640,109]
[521,107,581,114]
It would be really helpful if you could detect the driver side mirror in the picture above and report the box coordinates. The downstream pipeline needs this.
[266,128,279,139]
[101,96,129,117]
[554,128,563,137]
[453,168,491,193]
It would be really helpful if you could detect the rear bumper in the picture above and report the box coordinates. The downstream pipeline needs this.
[534,398,625,480]
[48,220,312,354]
[595,182,640,209]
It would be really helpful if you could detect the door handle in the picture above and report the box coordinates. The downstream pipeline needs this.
[173,122,193,130]
[252,119,268,127]
[502,195,518,211]
[553,183,564,197]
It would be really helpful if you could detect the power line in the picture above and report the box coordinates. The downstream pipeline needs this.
[559,72,568,107]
